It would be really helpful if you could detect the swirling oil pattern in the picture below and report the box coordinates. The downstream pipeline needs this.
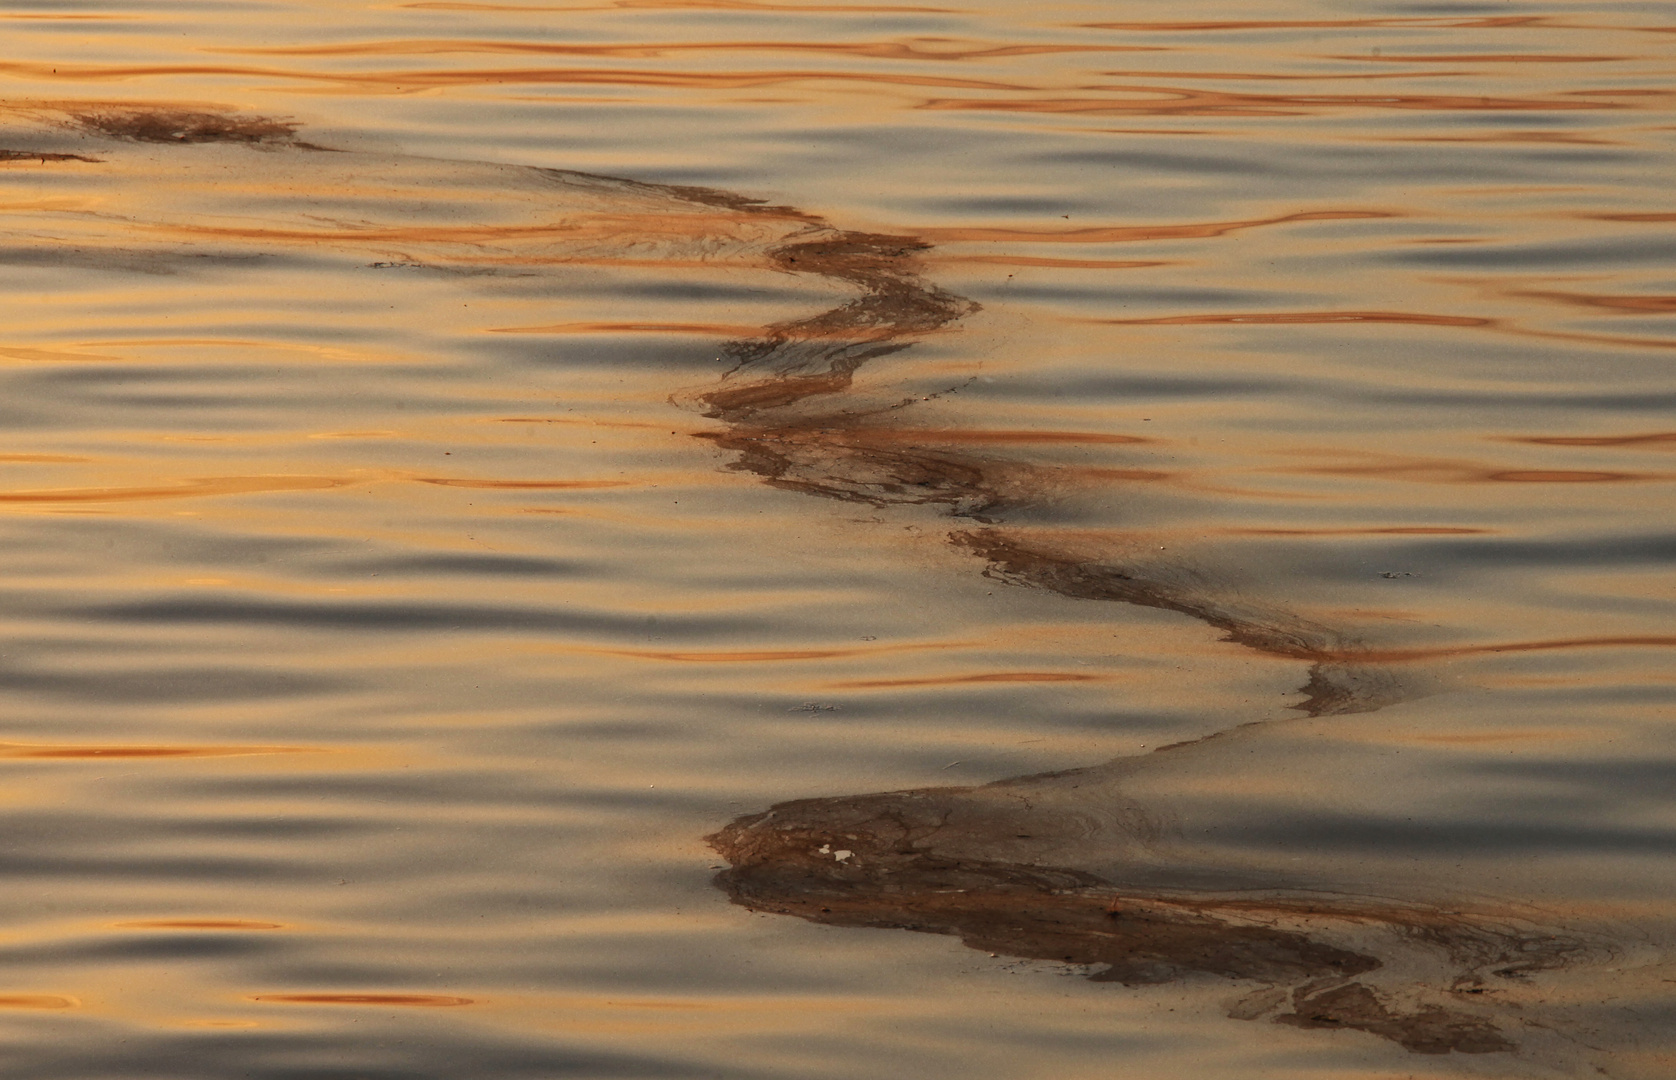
[0,0,1671,1077]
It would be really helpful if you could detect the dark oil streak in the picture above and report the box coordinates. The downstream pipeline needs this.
[0,149,101,163]
[684,230,1410,716]
[707,781,1578,1055]
[682,170,1611,1059]
[66,107,303,145]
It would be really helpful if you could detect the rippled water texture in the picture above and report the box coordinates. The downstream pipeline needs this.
[0,2,1673,1077]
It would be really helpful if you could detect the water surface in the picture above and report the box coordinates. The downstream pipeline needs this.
[0,2,1672,1077]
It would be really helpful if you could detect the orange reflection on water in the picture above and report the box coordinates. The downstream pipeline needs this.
[1286,457,1662,485]
[841,426,1151,447]
[1507,432,1676,448]
[1077,16,1610,32]
[571,639,976,663]
[0,454,90,464]
[0,346,121,364]
[401,1,956,12]
[219,38,1142,63]
[826,671,1105,688]
[0,59,1024,94]
[1221,526,1495,536]
[1499,287,1676,314]
[251,994,474,1007]
[0,476,348,504]
[1328,53,1631,64]
[928,254,1174,269]
[1408,729,1592,745]
[1098,310,1491,328]
[0,743,319,759]
[489,320,775,337]
[0,14,1671,1068]
[1329,634,1676,665]
[417,477,636,490]
[1090,309,1676,353]
[114,921,285,930]
[0,996,77,1010]
[918,209,1393,245]
[918,88,1625,118]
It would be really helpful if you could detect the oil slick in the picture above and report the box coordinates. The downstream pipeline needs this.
[0,101,823,277]
[666,113,1673,1075]
[0,101,1666,1075]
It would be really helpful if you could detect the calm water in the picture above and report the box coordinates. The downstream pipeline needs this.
[0,2,1672,1077]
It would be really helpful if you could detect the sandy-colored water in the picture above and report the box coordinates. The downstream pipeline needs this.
[0,2,1671,1077]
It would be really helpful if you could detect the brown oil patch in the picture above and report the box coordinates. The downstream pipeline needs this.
[68,107,300,145]
[949,528,1407,717]
[689,231,976,423]
[698,425,1027,519]
[0,743,315,759]
[1276,982,1512,1054]
[709,783,1569,1055]
[251,994,473,1007]
[710,796,1377,988]
[682,220,1413,716]
[0,149,101,163]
